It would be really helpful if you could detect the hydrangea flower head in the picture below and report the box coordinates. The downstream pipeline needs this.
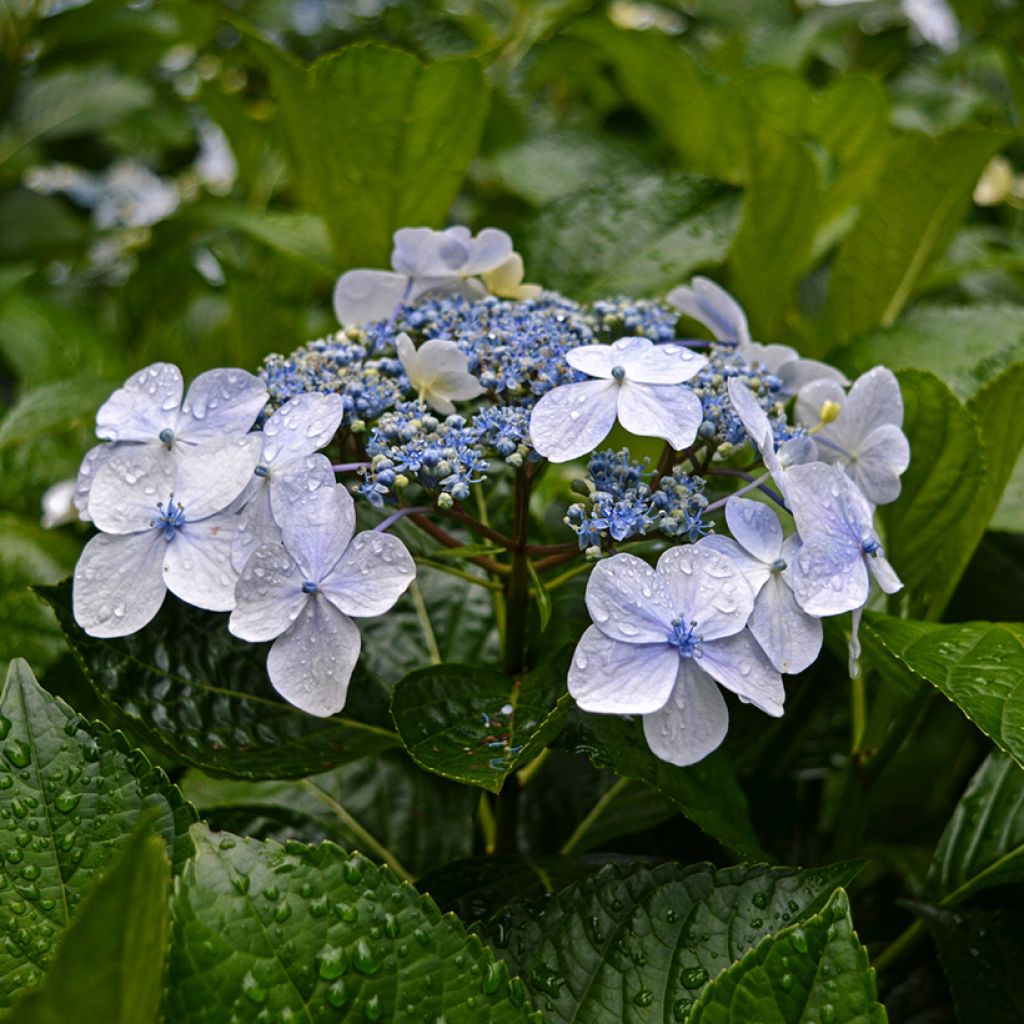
[530,337,707,463]
[74,436,261,637]
[568,542,784,766]
[230,485,415,716]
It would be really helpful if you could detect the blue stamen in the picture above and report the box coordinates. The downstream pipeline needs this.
[301,580,319,594]
[158,427,175,445]
[861,538,881,556]
[670,618,704,659]
[153,498,186,541]
[254,464,270,478]
[771,557,787,572]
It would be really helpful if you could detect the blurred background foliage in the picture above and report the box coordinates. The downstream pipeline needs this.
[0,1,1023,1015]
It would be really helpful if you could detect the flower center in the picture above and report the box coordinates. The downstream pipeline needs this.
[153,497,186,541]
[771,557,787,573]
[610,365,626,381]
[861,538,881,556]
[670,618,703,659]
[254,464,270,478]
[158,427,175,446]
[301,580,319,594]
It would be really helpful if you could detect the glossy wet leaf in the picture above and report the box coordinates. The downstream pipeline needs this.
[479,860,860,1022]
[0,659,192,1008]
[390,647,572,793]
[167,825,538,1023]
[864,614,1024,767]
[40,581,400,780]
[2,823,170,1024]
[689,889,885,1024]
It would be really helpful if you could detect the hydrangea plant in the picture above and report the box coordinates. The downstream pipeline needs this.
[71,224,909,771]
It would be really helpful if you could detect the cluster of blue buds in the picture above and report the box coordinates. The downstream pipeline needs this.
[589,296,680,343]
[565,449,709,552]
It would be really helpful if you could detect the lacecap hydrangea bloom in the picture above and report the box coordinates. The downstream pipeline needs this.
[66,225,910,766]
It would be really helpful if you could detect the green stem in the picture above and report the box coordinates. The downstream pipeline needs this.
[560,778,630,855]
[516,747,551,788]
[300,780,415,883]
[874,918,926,972]
[851,672,867,754]
[409,580,441,665]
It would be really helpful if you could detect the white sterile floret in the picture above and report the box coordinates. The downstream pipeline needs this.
[230,392,345,572]
[568,542,784,767]
[229,485,415,717]
[333,225,533,327]
[784,461,903,617]
[73,436,261,637]
[668,277,845,397]
[75,362,267,520]
[726,379,816,495]
[482,252,541,300]
[701,497,823,675]
[530,337,707,463]
[796,366,911,505]
[395,332,486,415]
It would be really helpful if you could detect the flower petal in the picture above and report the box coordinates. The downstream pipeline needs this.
[178,368,267,444]
[529,379,618,463]
[95,362,182,443]
[616,382,702,450]
[699,630,785,716]
[667,276,750,346]
[846,423,911,505]
[641,661,730,767]
[333,269,409,327]
[844,365,904,430]
[749,575,823,675]
[565,344,617,379]
[795,378,846,429]
[229,543,307,642]
[868,552,903,594]
[725,496,783,564]
[175,436,262,521]
[322,531,415,618]
[585,553,675,643]
[656,543,755,641]
[162,509,241,611]
[392,228,450,275]
[73,530,166,637]
[776,357,847,397]
[261,393,345,464]
[613,336,706,384]
[790,533,869,616]
[75,442,117,523]
[89,445,176,534]
[782,462,860,544]
[267,597,361,717]
[462,228,514,275]
[281,484,357,581]
[568,626,679,714]
[726,379,774,460]
[230,482,279,574]
[699,534,771,595]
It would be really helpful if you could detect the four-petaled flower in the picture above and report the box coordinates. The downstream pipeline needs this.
[230,485,416,716]
[74,436,261,637]
[530,337,707,463]
[568,543,784,766]
[230,392,345,572]
[75,362,266,520]
[396,332,486,414]
[796,366,911,505]
[702,497,823,674]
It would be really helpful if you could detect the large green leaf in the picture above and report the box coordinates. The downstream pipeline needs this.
[522,173,740,300]
[864,614,1024,768]
[0,660,193,1008]
[40,581,401,780]
[167,825,537,1023]
[247,36,489,267]
[561,712,766,861]
[826,129,1008,345]
[0,379,116,453]
[688,889,885,1024]
[880,370,983,617]
[390,648,571,793]
[479,860,859,1022]
[1,823,170,1024]
[925,751,1024,903]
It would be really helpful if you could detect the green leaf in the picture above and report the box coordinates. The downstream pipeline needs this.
[560,712,766,861]
[0,659,193,1008]
[479,860,860,1021]
[390,648,571,793]
[917,901,1024,1024]
[522,173,740,299]
[0,379,116,452]
[925,751,1024,903]
[167,825,537,1023]
[729,122,819,339]
[864,614,1024,769]
[826,129,1009,345]
[689,889,885,1024]
[880,370,984,618]
[1,822,170,1024]
[247,35,490,267]
[40,580,400,780]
